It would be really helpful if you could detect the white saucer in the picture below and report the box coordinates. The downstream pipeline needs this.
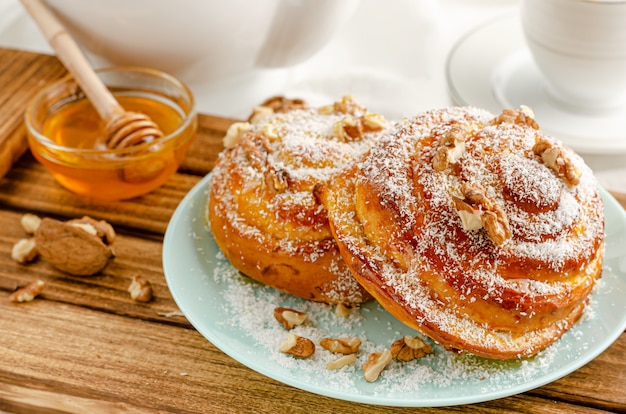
[446,13,626,154]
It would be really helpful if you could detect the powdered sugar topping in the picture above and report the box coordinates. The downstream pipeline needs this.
[325,106,605,357]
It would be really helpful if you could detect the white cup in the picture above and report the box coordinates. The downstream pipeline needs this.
[42,0,359,80]
[520,0,626,111]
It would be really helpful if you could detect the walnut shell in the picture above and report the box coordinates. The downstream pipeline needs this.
[35,218,115,276]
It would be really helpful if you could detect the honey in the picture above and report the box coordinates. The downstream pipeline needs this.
[41,94,182,150]
[28,88,196,200]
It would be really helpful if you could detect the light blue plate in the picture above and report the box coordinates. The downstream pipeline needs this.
[163,173,626,407]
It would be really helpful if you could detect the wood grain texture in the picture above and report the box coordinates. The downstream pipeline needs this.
[0,297,618,414]
[180,114,234,175]
[0,47,67,179]
[0,209,188,327]
[528,336,626,412]
[0,47,624,414]
[0,155,202,235]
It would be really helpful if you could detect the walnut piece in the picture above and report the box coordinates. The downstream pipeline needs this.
[10,279,45,303]
[332,117,363,141]
[223,122,253,148]
[128,275,153,302]
[255,96,307,115]
[362,349,392,382]
[68,216,116,245]
[248,96,306,124]
[264,168,291,193]
[431,148,449,172]
[318,95,366,116]
[332,113,386,142]
[520,105,535,119]
[319,337,362,354]
[462,182,493,206]
[248,106,274,124]
[240,137,267,171]
[20,213,42,234]
[361,113,386,132]
[390,336,433,362]
[326,354,357,370]
[11,238,38,264]
[279,333,315,358]
[482,205,512,246]
[432,126,466,172]
[35,217,115,276]
[259,123,279,140]
[273,307,307,330]
[452,197,483,231]
[453,182,512,245]
[532,138,581,186]
[493,107,539,130]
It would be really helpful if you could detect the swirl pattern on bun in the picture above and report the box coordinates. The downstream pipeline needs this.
[317,107,604,358]
[209,96,390,304]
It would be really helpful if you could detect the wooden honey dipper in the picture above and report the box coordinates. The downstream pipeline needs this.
[21,0,164,149]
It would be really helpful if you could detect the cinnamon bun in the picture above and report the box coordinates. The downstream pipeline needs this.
[317,107,604,358]
[209,96,390,304]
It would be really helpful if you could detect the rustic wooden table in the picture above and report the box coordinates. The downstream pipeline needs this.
[0,48,624,414]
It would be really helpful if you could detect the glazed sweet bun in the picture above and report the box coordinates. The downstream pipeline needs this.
[208,96,390,304]
[317,106,605,359]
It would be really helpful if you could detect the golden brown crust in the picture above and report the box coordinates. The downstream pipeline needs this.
[318,107,605,358]
[209,96,390,304]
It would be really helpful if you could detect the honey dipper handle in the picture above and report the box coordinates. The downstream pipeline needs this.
[20,0,125,122]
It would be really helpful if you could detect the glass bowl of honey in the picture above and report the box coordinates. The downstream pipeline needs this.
[24,66,197,200]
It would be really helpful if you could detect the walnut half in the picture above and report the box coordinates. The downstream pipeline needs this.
[274,307,307,330]
[318,95,366,116]
[128,275,153,302]
[390,336,433,361]
[279,333,315,358]
[251,96,307,121]
[493,107,539,130]
[9,279,45,303]
[432,126,466,172]
[223,122,253,148]
[11,238,38,264]
[532,138,581,186]
[453,182,512,245]
[331,113,386,142]
[20,213,42,234]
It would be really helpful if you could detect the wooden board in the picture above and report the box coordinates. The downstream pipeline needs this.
[0,48,67,179]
